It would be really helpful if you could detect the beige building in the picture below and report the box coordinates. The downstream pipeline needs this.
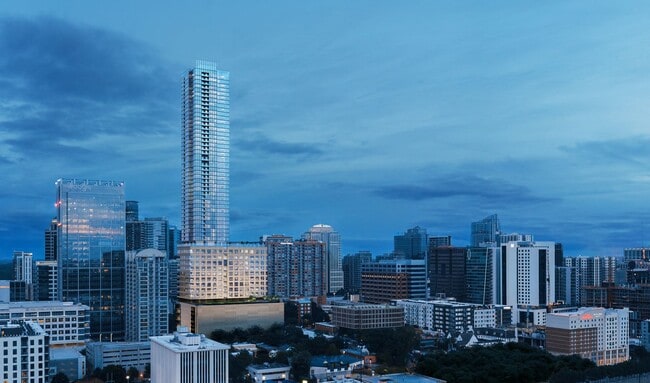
[546,307,629,366]
[178,244,267,300]
[179,301,284,334]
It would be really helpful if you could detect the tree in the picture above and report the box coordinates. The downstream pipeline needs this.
[127,366,140,381]
[51,372,70,383]
[102,365,127,383]
[291,350,312,381]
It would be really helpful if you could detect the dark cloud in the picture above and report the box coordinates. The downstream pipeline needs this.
[373,175,554,204]
[0,16,177,161]
[233,134,324,157]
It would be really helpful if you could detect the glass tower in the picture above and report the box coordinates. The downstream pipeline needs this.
[303,224,343,294]
[56,178,126,341]
[181,60,230,245]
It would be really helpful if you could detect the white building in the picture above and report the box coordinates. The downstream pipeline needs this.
[0,301,89,347]
[0,320,49,383]
[500,241,555,322]
[546,307,629,366]
[150,328,229,383]
[13,251,33,284]
[126,249,169,341]
[246,363,291,383]
[86,341,150,371]
[396,299,474,333]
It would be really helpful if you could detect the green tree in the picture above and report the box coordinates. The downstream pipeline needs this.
[127,366,140,381]
[291,350,312,381]
[102,365,127,383]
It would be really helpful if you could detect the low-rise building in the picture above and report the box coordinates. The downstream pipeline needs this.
[546,307,629,366]
[247,363,290,383]
[86,341,150,371]
[330,304,404,330]
[0,301,89,347]
[310,355,363,382]
[50,348,86,382]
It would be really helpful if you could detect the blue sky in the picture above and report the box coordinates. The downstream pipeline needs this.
[1,1,650,259]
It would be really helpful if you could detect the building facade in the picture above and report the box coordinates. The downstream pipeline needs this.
[267,237,326,298]
[465,246,497,305]
[125,249,169,341]
[45,218,58,261]
[35,261,58,302]
[428,246,467,301]
[56,178,126,341]
[181,60,230,245]
[0,320,49,383]
[342,251,372,294]
[0,301,90,347]
[470,214,500,247]
[394,226,428,259]
[396,299,475,334]
[546,307,629,366]
[361,259,426,304]
[330,304,404,330]
[150,329,229,383]
[86,341,151,371]
[303,224,343,294]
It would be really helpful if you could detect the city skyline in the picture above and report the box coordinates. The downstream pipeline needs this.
[2,2,650,259]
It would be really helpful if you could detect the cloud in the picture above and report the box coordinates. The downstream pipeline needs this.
[0,16,177,163]
[373,174,554,204]
[233,133,324,157]
[560,136,650,168]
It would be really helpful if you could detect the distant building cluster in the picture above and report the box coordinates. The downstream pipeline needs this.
[3,60,648,383]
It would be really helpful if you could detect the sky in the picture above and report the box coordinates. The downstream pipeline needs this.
[1,1,650,260]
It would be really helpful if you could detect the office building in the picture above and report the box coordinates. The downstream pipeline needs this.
[361,259,426,304]
[465,246,498,305]
[546,307,629,366]
[126,203,170,253]
[168,225,180,259]
[10,281,31,302]
[267,237,326,298]
[624,248,649,262]
[303,224,343,294]
[56,178,126,341]
[429,236,452,248]
[499,241,555,311]
[470,214,500,247]
[394,226,428,259]
[50,348,86,382]
[45,218,58,261]
[150,328,229,383]
[179,300,283,334]
[125,249,169,341]
[86,341,150,371]
[342,251,372,294]
[641,319,650,352]
[14,251,33,284]
[125,200,139,222]
[428,246,467,301]
[0,320,49,383]
[330,304,404,330]
[181,60,230,245]
[0,301,90,347]
[35,261,58,301]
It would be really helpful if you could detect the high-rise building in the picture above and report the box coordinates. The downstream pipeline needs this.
[150,328,229,383]
[555,266,578,306]
[45,218,58,261]
[465,246,498,305]
[181,60,230,245]
[342,251,372,294]
[471,214,500,247]
[624,248,649,262]
[429,236,452,248]
[565,256,616,305]
[125,200,139,222]
[168,225,180,259]
[428,246,467,300]
[56,178,126,341]
[499,241,555,312]
[266,236,326,298]
[394,226,428,259]
[303,224,343,294]
[125,249,169,342]
[35,260,58,301]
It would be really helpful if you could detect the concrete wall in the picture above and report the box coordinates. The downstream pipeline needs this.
[180,302,284,334]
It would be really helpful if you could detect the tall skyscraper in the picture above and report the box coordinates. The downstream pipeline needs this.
[303,224,343,294]
[56,178,126,341]
[266,237,326,298]
[125,249,169,342]
[499,241,555,309]
[181,60,230,245]
[471,214,501,247]
[394,226,428,259]
[465,246,498,305]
